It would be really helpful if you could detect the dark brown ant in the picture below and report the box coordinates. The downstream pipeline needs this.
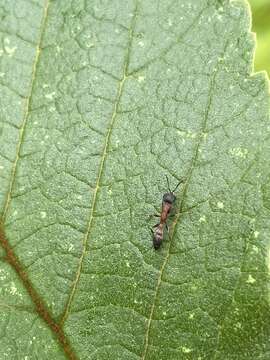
[151,176,184,250]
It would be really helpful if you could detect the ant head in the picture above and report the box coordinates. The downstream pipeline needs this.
[163,192,176,204]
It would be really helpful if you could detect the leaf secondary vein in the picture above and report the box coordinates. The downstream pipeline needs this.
[60,0,139,326]
[0,2,79,359]
[129,4,207,76]
[1,0,50,221]
[141,40,229,359]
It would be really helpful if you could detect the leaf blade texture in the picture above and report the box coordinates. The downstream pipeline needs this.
[0,0,270,359]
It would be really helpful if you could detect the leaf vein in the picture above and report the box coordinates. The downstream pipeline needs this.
[60,0,139,326]
[1,1,50,221]
[141,40,230,359]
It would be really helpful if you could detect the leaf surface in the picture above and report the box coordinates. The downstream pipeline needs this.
[0,0,270,359]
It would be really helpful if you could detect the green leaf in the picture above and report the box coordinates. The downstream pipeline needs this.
[0,0,270,359]
[248,0,270,75]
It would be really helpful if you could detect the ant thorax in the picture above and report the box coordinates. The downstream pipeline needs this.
[162,192,176,204]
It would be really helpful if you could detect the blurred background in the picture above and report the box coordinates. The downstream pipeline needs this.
[249,0,270,76]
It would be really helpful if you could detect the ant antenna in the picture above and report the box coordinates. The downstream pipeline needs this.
[166,175,172,192]
[172,178,185,193]
[166,175,185,193]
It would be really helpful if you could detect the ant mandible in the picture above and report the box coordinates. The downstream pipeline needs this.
[151,176,184,250]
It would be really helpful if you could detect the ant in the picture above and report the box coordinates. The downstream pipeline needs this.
[151,176,184,250]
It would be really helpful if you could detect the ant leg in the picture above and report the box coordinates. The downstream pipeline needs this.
[165,223,173,241]
[147,213,160,222]
[166,175,172,192]
[153,223,160,228]
[144,229,154,252]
